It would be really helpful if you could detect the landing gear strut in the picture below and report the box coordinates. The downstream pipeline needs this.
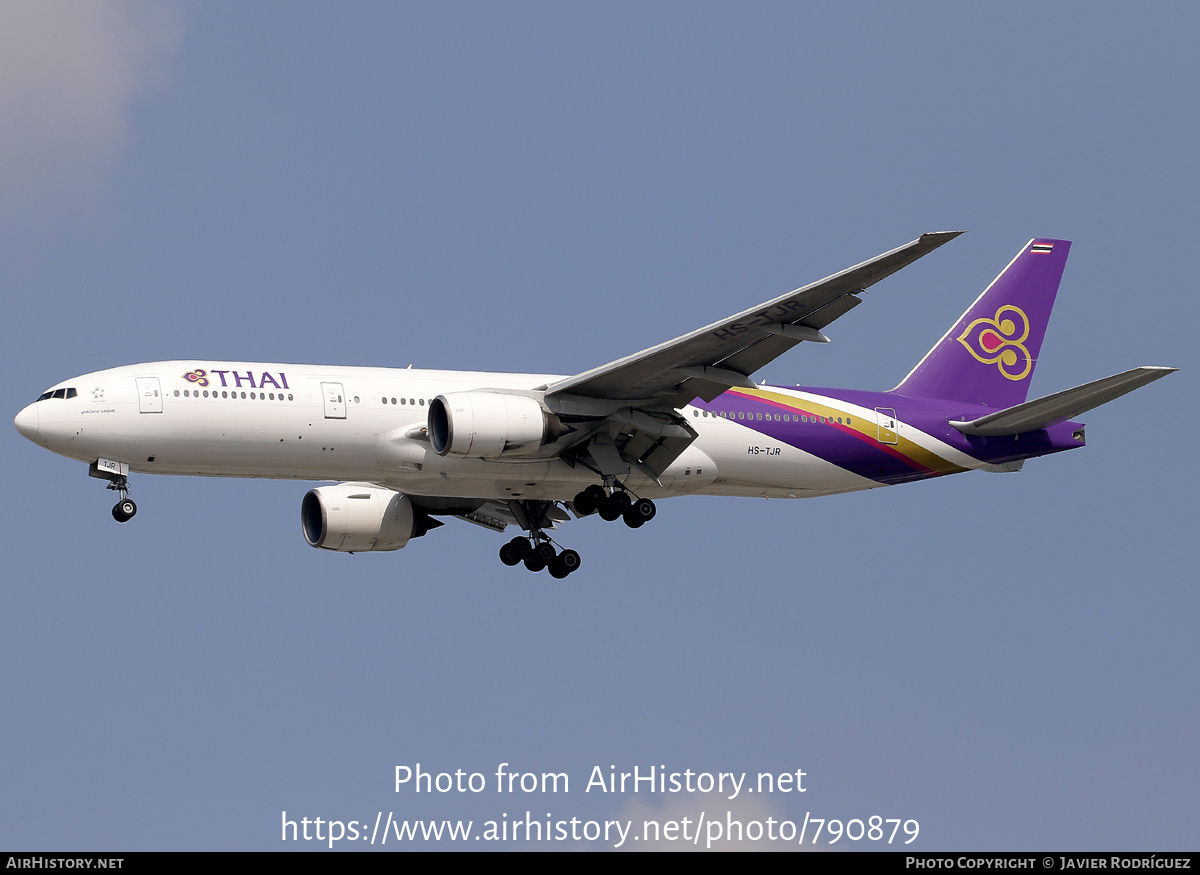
[498,499,582,578]
[108,476,137,523]
[90,461,138,523]
[496,484,656,577]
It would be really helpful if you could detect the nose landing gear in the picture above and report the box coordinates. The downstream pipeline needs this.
[108,476,137,523]
[89,461,137,523]
[111,494,137,523]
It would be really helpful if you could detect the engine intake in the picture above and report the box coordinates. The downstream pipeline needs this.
[429,392,563,459]
[301,484,417,552]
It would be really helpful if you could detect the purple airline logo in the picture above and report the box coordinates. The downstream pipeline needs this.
[182,368,290,390]
[956,305,1033,381]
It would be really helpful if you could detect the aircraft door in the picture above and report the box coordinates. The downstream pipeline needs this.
[875,407,898,444]
[135,377,163,413]
[321,382,347,419]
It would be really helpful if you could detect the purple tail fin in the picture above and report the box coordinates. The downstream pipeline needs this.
[893,238,1071,408]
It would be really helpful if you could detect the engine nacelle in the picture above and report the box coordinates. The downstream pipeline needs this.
[301,484,416,552]
[428,391,553,459]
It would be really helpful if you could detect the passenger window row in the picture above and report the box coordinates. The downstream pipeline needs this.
[693,408,851,426]
[174,389,294,401]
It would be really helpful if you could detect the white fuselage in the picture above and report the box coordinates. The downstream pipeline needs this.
[16,361,917,504]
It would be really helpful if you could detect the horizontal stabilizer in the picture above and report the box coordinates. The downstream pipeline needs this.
[950,366,1177,436]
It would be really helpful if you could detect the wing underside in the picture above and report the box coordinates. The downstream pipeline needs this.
[538,232,964,478]
[544,231,963,409]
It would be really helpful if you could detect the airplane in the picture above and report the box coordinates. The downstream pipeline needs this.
[13,233,1176,578]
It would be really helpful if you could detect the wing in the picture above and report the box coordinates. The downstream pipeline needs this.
[448,499,571,532]
[543,231,964,408]
[539,231,964,481]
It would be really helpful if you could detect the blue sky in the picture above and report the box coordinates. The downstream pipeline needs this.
[2,1,1196,851]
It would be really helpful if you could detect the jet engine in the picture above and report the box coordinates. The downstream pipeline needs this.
[428,392,567,459]
[301,484,419,552]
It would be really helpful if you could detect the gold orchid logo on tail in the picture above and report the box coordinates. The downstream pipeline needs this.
[956,305,1032,381]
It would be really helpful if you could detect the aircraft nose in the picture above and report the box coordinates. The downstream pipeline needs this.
[14,403,39,441]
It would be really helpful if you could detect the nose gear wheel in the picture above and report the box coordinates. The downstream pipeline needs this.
[103,473,138,523]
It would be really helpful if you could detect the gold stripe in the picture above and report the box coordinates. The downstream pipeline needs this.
[740,388,968,475]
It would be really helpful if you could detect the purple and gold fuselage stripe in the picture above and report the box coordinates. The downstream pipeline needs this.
[702,388,969,483]
[734,390,939,475]
[748,387,970,477]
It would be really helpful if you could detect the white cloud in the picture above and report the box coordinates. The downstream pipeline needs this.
[0,0,182,217]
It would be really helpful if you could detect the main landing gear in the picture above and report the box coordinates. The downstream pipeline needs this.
[571,483,656,528]
[499,535,582,579]
[497,486,656,577]
[499,498,583,578]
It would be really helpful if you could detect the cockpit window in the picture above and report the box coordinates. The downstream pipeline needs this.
[36,387,77,401]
